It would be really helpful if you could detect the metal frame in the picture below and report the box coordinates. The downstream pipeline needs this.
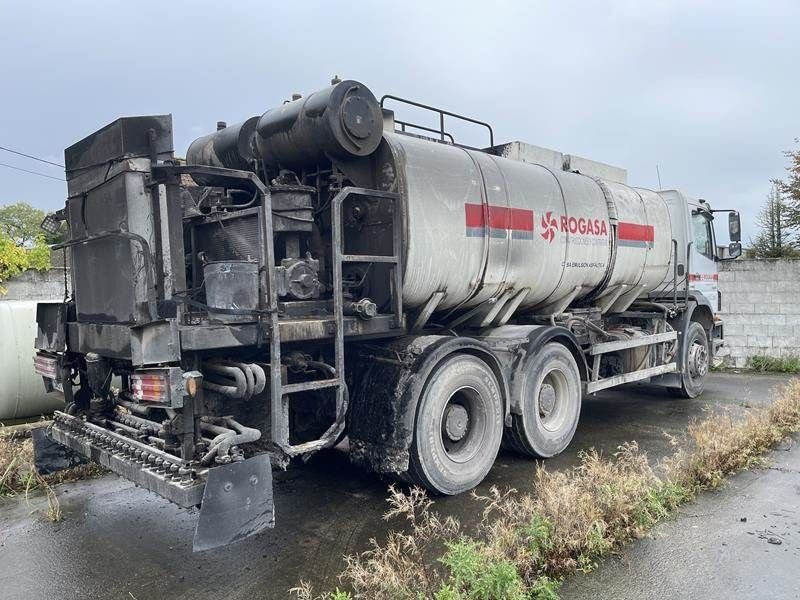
[381,94,495,151]
[585,330,678,394]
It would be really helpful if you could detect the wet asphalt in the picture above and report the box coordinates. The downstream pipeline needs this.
[560,435,800,600]
[0,372,794,600]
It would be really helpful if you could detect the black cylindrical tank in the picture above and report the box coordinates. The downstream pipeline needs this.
[255,80,383,169]
[187,116,259,172]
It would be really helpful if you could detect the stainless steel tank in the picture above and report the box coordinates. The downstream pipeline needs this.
[376,132,672,314]
[0,301,65,420]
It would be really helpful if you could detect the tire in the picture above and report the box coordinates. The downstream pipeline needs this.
[505,342,582,458]
[405,353,504,495]
[669,321,709,399]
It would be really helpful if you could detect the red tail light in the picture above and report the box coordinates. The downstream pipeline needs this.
[130,372,168,403]
[34,354,59,379]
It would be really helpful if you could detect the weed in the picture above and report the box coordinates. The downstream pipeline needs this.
[748,355,800,373]
[0,427,102,522]
[297,382,800,599]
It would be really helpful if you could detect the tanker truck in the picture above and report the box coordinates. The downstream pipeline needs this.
[32,79,742,550]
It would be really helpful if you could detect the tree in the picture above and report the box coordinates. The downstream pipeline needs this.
[0,201,65,246]
[0,202,57,293]
[774,139,800,228]
[749,185,798,258]
[0,201,45,246]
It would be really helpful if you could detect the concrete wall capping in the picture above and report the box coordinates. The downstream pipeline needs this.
[1,268,71,302]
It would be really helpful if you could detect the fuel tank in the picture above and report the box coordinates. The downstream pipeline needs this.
[375,133,672,314]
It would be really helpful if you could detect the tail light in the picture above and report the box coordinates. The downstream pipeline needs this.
[129,367,186,407]
[130,371,169,403]
[34,353,59,379]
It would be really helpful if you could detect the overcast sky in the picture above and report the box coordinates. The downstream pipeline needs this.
[1,0,798,242]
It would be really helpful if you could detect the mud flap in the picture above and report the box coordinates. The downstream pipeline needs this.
[193,454,275,552]
[31,426,88,475]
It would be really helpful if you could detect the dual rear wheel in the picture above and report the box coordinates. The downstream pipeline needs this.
[404,344,582,495]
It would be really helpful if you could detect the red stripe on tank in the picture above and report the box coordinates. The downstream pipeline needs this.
[464,203,486,228]
[465,203,534,232]
[617,222,654,242]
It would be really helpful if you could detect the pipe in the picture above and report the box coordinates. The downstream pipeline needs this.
[198,417,261,465]
[249,363,266,395]
[113,406,163,432]
[633,301,670,317]
[117,399,154,417]
[306,360,336,377]
[107,420,141,436]
[203,362,248,398]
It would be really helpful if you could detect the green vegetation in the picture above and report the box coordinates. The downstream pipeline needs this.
[0,233,51,294]
[0,202,65,246]
[748,355,800,374]
[0,201,58,294]
[0,427,104,522]
[749,184,798,258]
[292,381,800,599]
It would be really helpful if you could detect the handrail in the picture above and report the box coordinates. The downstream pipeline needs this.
[381,94,494,149]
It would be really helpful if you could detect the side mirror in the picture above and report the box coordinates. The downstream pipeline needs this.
[728,211,741,242]
[728,241,742,259]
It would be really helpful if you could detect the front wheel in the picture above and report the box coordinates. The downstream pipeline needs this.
[670,321,709,399]
[405,353,504,495]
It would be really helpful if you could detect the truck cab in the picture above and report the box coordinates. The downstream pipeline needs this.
[658,189,742,355]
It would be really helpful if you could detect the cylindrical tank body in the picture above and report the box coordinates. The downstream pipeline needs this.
[255,79,383,169]
[186,117,259,172]
[0,301,64,420]
[375,133,672,313]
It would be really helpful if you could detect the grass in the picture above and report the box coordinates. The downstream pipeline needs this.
[0,426,104,522]
[292,380,800,599]
[748,354,800,374]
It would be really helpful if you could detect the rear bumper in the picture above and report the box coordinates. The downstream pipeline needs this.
[47,411,205,507]
[42,411,277,551]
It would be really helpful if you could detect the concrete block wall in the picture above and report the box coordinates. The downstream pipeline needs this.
[1,268,70,302]
[719,259,800,367]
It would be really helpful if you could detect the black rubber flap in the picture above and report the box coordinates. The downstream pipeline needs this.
[193,454,275,552]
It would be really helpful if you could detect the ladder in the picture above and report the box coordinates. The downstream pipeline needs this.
[266,186,402,457]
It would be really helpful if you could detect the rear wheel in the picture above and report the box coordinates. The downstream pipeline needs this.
[669,321,709,399]
[506,342,582,458]
[405,353,503,495]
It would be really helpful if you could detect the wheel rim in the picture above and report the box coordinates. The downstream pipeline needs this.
[439,386,486,463]
[537,369,570,433]
[687,337,709,382]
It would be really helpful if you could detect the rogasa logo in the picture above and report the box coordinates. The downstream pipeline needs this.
[540,212,558,243]
[540,212,608,243]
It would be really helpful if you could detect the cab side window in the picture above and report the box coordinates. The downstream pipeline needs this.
[691,212,714,260]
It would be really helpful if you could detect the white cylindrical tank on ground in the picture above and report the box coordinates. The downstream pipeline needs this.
[0,301,64,420]
[377,132,672,313]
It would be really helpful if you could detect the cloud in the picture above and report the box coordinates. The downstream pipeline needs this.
[0,0,797,244]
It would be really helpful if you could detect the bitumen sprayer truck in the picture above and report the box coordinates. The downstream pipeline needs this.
[32,78,742,550]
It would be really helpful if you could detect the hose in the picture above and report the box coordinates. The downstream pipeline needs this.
[632,301,671,317]
[199,417,261,465]
[202,360,267,400]
[203,362,248,398]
